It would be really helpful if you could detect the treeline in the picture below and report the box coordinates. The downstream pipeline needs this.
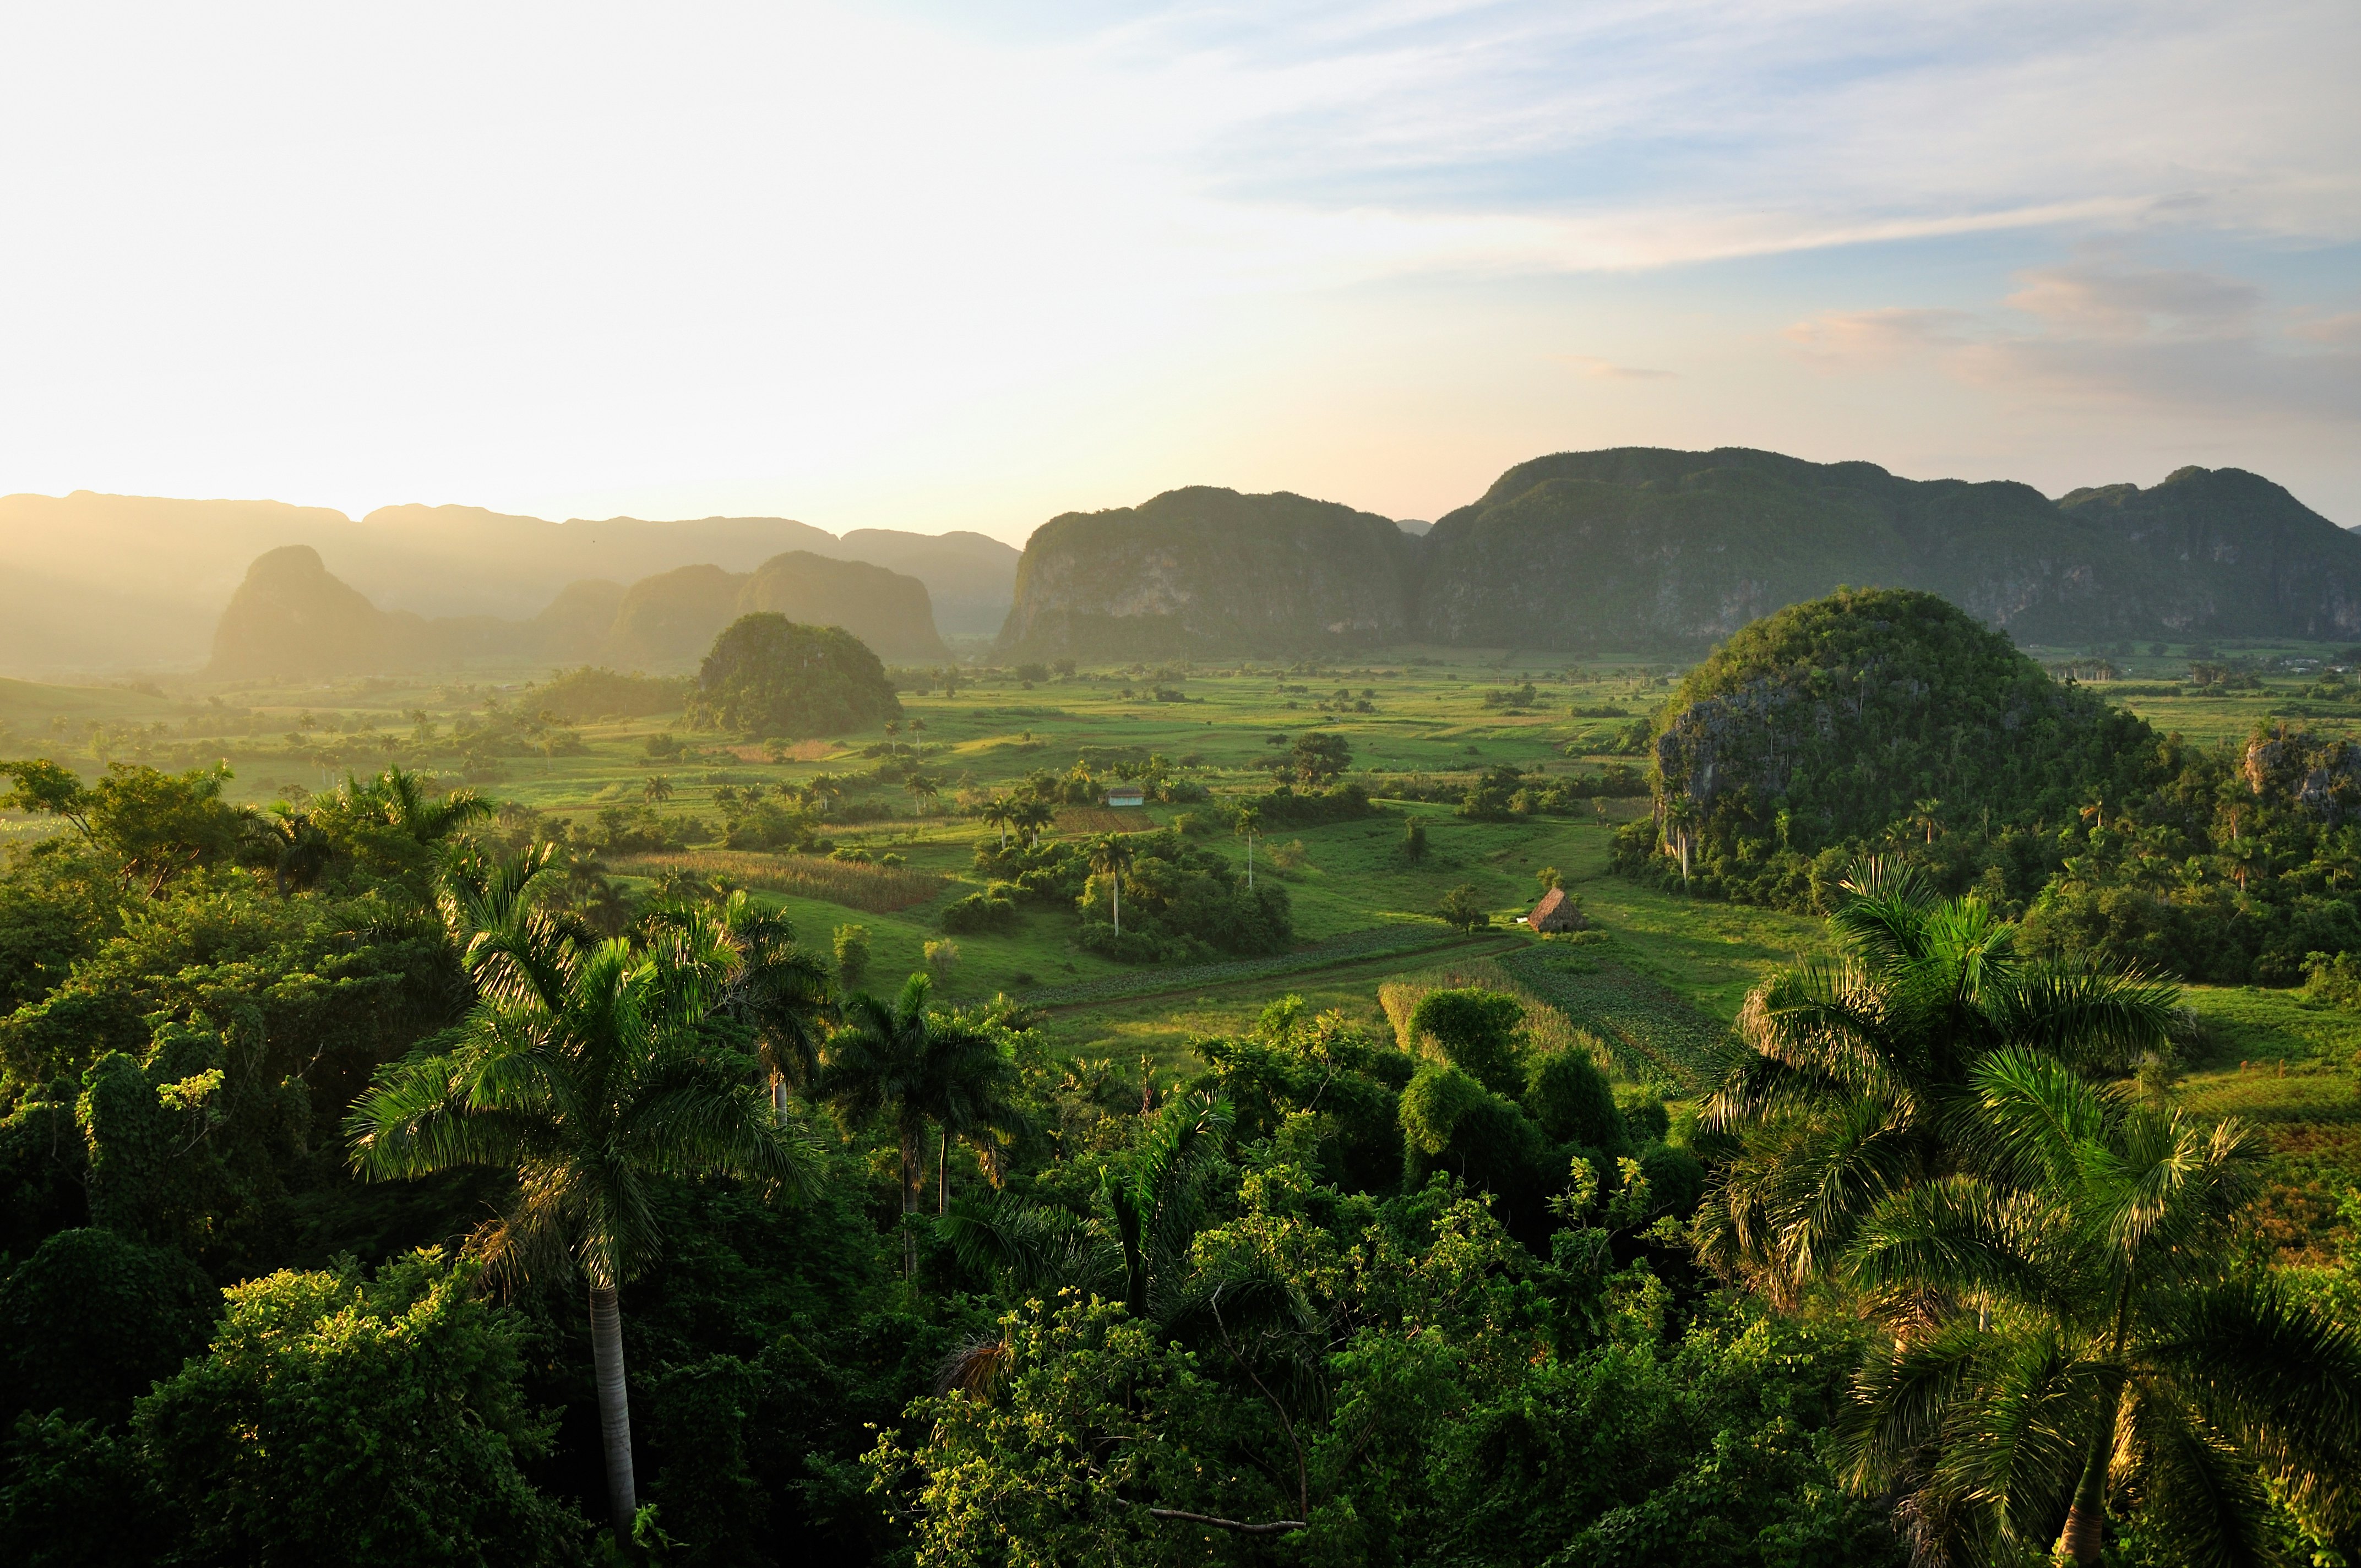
[2,751,2357,1563]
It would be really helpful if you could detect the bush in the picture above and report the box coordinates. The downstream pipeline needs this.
[1407,988,1525,1094]
[1523,1050,1625,1152]
[536,667,691,722]
[0,1229,218,1430]
[1245,782,1373,829]
[133,1251,581,1566]
[942,888,1020,935]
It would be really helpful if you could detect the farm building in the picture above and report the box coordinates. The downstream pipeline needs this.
[1104,785,1146,808]
[1527,886,1588,932]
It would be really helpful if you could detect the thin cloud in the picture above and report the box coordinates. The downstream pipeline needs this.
[1782,253,2361,422]
[1552,355,1678,380]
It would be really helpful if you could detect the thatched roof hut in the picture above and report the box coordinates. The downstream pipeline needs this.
[1528,886,1588,933]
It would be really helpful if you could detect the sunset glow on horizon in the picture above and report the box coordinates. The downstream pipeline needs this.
[3,0,2355,540]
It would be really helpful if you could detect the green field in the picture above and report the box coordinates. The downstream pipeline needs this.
[8,640,2361,1262]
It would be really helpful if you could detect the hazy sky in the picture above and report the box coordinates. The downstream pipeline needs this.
[3,0,2355,541]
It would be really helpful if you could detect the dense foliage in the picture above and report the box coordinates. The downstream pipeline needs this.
[686,614,902,738]
[4,735,2357,1565]
[1616,589,2361,984]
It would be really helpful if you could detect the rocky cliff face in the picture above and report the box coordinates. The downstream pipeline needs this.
[997,487,1417,659]
[998,450,2357,657]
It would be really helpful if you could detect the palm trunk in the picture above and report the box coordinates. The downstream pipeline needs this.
[588,1285,637,1540]
[2053,1411,2114,1564]
[900,1124,922,1280]
[2055,1299,2132,1566]
[938,1126,948,1215]
[771,1074,788,1125]
[1112,879,1120,935]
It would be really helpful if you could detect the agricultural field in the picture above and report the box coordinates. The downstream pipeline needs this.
[6,639,2360,1264]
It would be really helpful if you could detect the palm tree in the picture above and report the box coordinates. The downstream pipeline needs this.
[905,772,940,818]
[938,1093,1253,1393]
[1011,797,1054,849]
[346,851,821,1543]
[1233,804,1261,890]
[334,764,491,844]
[807,773,845,819]
[1086,832,1137,935]
[643,775,673,805]
[651,891,835,1120]
[823,973,1008,1279]
[243,805,332,895]
[1662,797,1698,888]
[1840,1048,2361,1565]
[1696,860,2182,1305]
[1910,797,1943,845]
[919,1008,1025,1214]
[981,794,1014,850]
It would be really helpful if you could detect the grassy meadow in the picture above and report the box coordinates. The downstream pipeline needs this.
[6,639,2360,1262]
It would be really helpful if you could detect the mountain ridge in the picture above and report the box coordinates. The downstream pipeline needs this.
[0,492,1017,674]
[998,449,2358,658]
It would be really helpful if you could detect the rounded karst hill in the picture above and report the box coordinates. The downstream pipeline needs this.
[1643,587,2158,863]
[686,613,902,738]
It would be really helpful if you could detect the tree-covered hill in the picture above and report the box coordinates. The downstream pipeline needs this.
[996,486,1419,660]
[1636,587,2158,879]
[687,613,903,737]
[995,448,2358,657]
[1617,586,2361,986]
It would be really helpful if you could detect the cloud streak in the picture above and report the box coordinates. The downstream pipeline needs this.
[1784,253,2361,425]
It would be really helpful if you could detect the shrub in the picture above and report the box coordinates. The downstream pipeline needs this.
[942,887,1020,935]
[834,924,871,991]
[1407,988,1525,1094]
[1437,884,1489,933]
[0,1229,218,1430]
[133,1251,581,1566]
[536,668,690,722]
[1522,1050,1625,1151]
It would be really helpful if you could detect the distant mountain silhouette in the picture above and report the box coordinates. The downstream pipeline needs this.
[999,450,2358,658]
[0,492,1016,675]
[205,547,947,680]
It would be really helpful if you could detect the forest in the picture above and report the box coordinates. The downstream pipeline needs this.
[2,599,2359,1566]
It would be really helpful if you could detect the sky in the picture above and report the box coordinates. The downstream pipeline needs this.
[1,0,2355,543]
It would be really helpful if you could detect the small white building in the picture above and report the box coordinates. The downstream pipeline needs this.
[1105,785,1146,808]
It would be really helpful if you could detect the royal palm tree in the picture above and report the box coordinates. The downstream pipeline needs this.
[1086,831,1137,935]
[338,764,491,845]
[1011,797,1054,849]
[823,972,1008,1279]
[242,805,332,896]
[1696,860,2182,1305]
[651,890,835,1120]
[1840,1048,2361,1565]
[937,1093,1248,1389]
[918,1010,1025,1214]
[807,773,845,819]
[346,851,822,1544]
[981,794,1015,850]
[1233,804,1261,890]
[643,775,673,805]
[905,772,940,818]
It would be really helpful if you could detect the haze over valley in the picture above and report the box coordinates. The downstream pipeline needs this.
[4,5,2359,1565]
